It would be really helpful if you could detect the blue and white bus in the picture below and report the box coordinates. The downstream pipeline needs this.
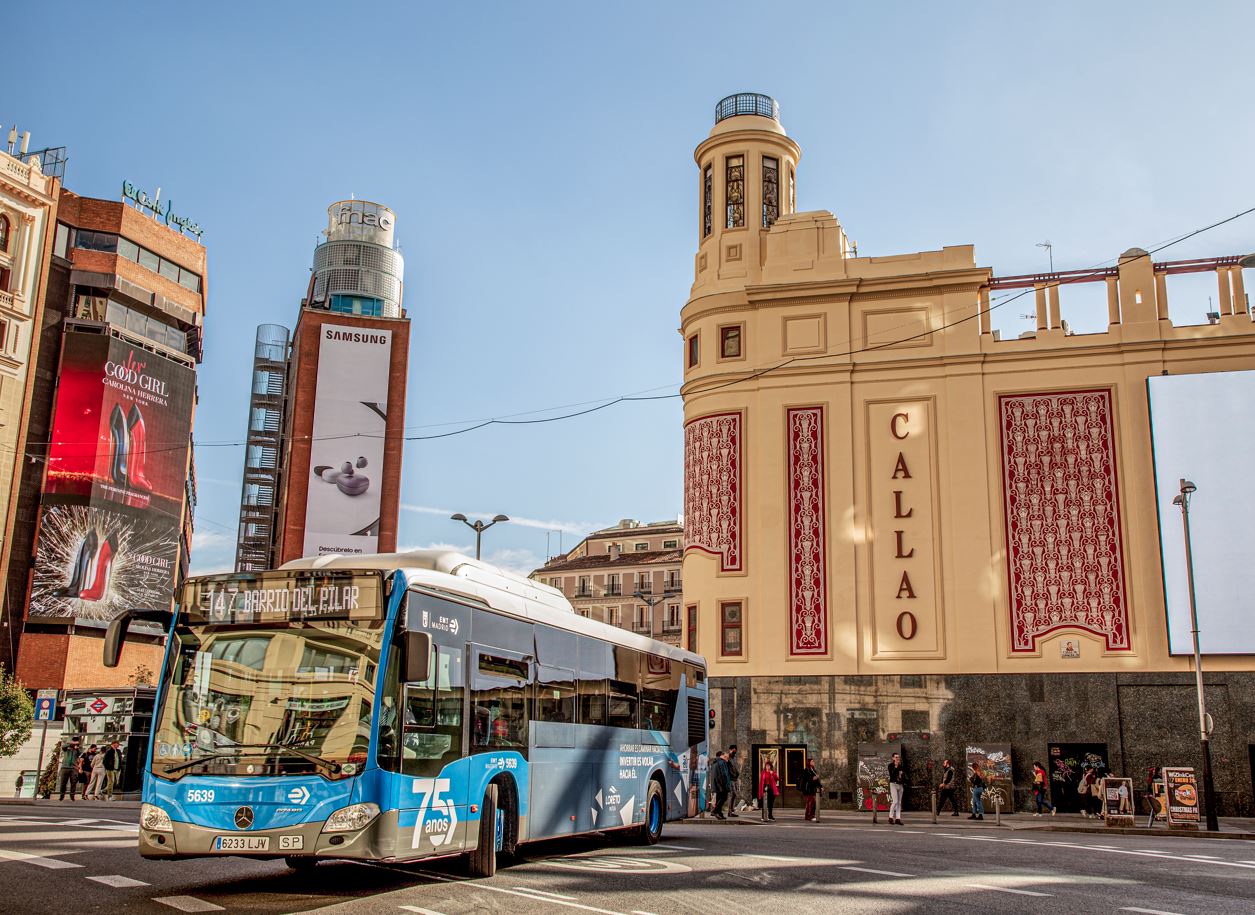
[104,550,709,876]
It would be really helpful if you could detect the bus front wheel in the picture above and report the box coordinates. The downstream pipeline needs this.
[468,783,499,878]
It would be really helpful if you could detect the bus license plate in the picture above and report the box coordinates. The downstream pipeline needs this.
[213,835,270,852]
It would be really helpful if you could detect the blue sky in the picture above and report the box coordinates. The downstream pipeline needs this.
[8,1,1254,576]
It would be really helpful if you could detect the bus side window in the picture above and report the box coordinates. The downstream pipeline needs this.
[642,655,678,732]
[401,647,465,777]
[577,637,612,726]
[536,666,575,722]
[470,651,530,754]
[608,646,639,729]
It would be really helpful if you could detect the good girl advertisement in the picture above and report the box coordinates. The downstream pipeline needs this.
[45,333,196,518]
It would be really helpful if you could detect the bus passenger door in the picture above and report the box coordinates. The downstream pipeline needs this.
[468,644,532,845]
[396,644,468,857]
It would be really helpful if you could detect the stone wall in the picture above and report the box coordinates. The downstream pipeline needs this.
[711,672,1255,817]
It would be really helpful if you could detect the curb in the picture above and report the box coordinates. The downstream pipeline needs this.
[1035,824,1255,842]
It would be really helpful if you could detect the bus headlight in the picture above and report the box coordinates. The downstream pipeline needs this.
[141,803,174,833]
[322,803,379,833]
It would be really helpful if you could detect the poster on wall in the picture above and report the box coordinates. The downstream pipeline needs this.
[1101,777,1135,826]
[966,744,1014,812]
[303,324,392,557]
[856,742,900,811]
[1163,767,1200,828]
[44,333,195,519]
[28,500,180,622]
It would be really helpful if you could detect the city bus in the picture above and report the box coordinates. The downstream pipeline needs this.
[104,550,709,876]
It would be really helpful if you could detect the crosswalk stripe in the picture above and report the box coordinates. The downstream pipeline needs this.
[87,875,150,888]
[153,897,225,912]
[0,848,83,869]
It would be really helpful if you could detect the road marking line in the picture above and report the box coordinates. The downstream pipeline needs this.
[652,843,701,850]
[451,883,629,915]
[1121,908,1186,915]
[631,911,661,915]
[935,834,1255,871]
[841,866,915,877]
[0,848,83,869]
[153,897,225,913]
[399,907,449,915]
[966,883,1052,897]
[88,875,149,888]
[1185,854,1218,858]
[516,888,578,900]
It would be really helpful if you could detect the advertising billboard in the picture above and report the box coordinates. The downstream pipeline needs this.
[1163,766,1200,828]
[302,324,392,557]
[28,500,180,621]
[1147,371,1255,654]
[45,332,196,519]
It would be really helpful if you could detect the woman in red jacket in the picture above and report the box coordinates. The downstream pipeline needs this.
[759,760,781,821]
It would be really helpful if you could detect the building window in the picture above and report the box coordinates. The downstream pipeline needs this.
[0,318,8,352]
[637,572,652,593]
[634,542,649,552]
[901,709,930,732]
[329,294,383,316]
[577,576,591,597]
[665,604,681,631]
[75,229,203,293]
[53,222,70,259]
[686,604,698,652]
[607,606,620,627]
[0,215,9,252]
[606,574,621,596]
[789,166,796,214]
[762,156,779,228]
[719,325,742,359]
[666,570,681,590]
[634,605,649,632]
[663,539,678,550]
[687,333,699,368]
[0,267,9,293]
[702,164,712,239]
[720,601,743,656]
[725,156,745,228]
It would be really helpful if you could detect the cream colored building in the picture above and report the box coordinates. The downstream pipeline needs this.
[681,93,1255,814]
[0,134,58,623]
[531,519,685,646]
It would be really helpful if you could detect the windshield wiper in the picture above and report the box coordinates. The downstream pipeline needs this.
[230,743,343,774]
[161,751,238,776]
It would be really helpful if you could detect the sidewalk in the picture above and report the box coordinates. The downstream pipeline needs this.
[0,796,140,811]
[685,806,1255,840]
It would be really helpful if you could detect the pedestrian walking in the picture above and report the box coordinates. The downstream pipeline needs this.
[800,757,822,821]
[887,752,906,825]
[103,740,123,800]
[938,758,959,816]
[968,762,985,820]
[710,750,732,820]
[726,745,741,816]
[758,760,780,821]
[85,745,108,799]
[57,738,82,801]
[1032,761,1057,816]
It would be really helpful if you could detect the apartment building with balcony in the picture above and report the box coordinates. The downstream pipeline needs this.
[530,519,685,646]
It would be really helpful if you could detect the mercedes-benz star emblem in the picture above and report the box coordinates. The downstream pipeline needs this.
[234,806,254,830]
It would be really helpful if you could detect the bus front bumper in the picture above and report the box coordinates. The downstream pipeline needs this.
[140,810,401,860]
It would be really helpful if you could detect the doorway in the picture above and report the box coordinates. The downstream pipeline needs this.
[752,743,808,807]
[1047,742,1109,813]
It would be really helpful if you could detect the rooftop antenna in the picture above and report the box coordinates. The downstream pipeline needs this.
[19,132,30,157]
[1036,240,1054,272]
[6,127,16,155]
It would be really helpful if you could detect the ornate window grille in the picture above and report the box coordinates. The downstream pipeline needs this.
[762,156,779,228]
[702,164,712,238]
[725,156,745,229]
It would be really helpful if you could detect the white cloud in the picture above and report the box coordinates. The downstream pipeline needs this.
[395,541,471,554]
[482,547,543,577]
[191,529,232,552]
[400,503,602,536]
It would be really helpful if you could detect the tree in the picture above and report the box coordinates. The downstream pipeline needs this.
[128,664,154,687]
[0,666,34,758]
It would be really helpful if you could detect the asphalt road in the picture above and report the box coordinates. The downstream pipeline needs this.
[1,808,1252,914]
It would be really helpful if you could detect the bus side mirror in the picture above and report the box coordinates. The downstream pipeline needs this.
[404,631,432,683]
[104,608,174,668]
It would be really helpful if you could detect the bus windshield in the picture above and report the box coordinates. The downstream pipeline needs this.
[150,571,388,781]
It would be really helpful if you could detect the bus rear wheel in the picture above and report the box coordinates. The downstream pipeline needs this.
[640,779,664,845]
[468,783,499,878]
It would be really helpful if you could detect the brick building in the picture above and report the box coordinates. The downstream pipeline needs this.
[681,93,1255,815]
[532,519,685,646]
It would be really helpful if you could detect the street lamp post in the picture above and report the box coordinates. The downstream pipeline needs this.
[450,512,509,561]
[633,589,666,638]
[1172,478,1219,832]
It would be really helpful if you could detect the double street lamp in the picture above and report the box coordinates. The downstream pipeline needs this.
[451,512,509,561]
[1172,478,1219,832]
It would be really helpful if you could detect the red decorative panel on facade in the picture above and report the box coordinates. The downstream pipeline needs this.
[684,412,742,572]
[999,390,1129,652]
[788,407,828,655]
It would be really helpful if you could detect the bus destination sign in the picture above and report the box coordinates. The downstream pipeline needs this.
[185,572,384,624]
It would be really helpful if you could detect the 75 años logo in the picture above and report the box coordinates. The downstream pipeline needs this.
[411,778,458,849]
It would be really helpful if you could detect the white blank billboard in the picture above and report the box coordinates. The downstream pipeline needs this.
[1148,370,1255,654]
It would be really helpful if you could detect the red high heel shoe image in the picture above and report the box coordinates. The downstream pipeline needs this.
[126,404,153,491]
[78,533,118,603]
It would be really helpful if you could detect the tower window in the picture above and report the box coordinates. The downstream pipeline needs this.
[702,164,712,239]
[687,333,699,368]
[720,601,744,656]
[725,156,745,229]
[762,156,779,228]
[719,325,742,359]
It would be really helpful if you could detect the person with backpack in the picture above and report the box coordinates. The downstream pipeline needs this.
[1032,761,1057,816]
[57,738,82,801]
[709,750,732,820]
[758,760,780,821]
[800,758,822,821]
[937,759,959,816]
[103,741,123,800]
[968,762,986,820]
